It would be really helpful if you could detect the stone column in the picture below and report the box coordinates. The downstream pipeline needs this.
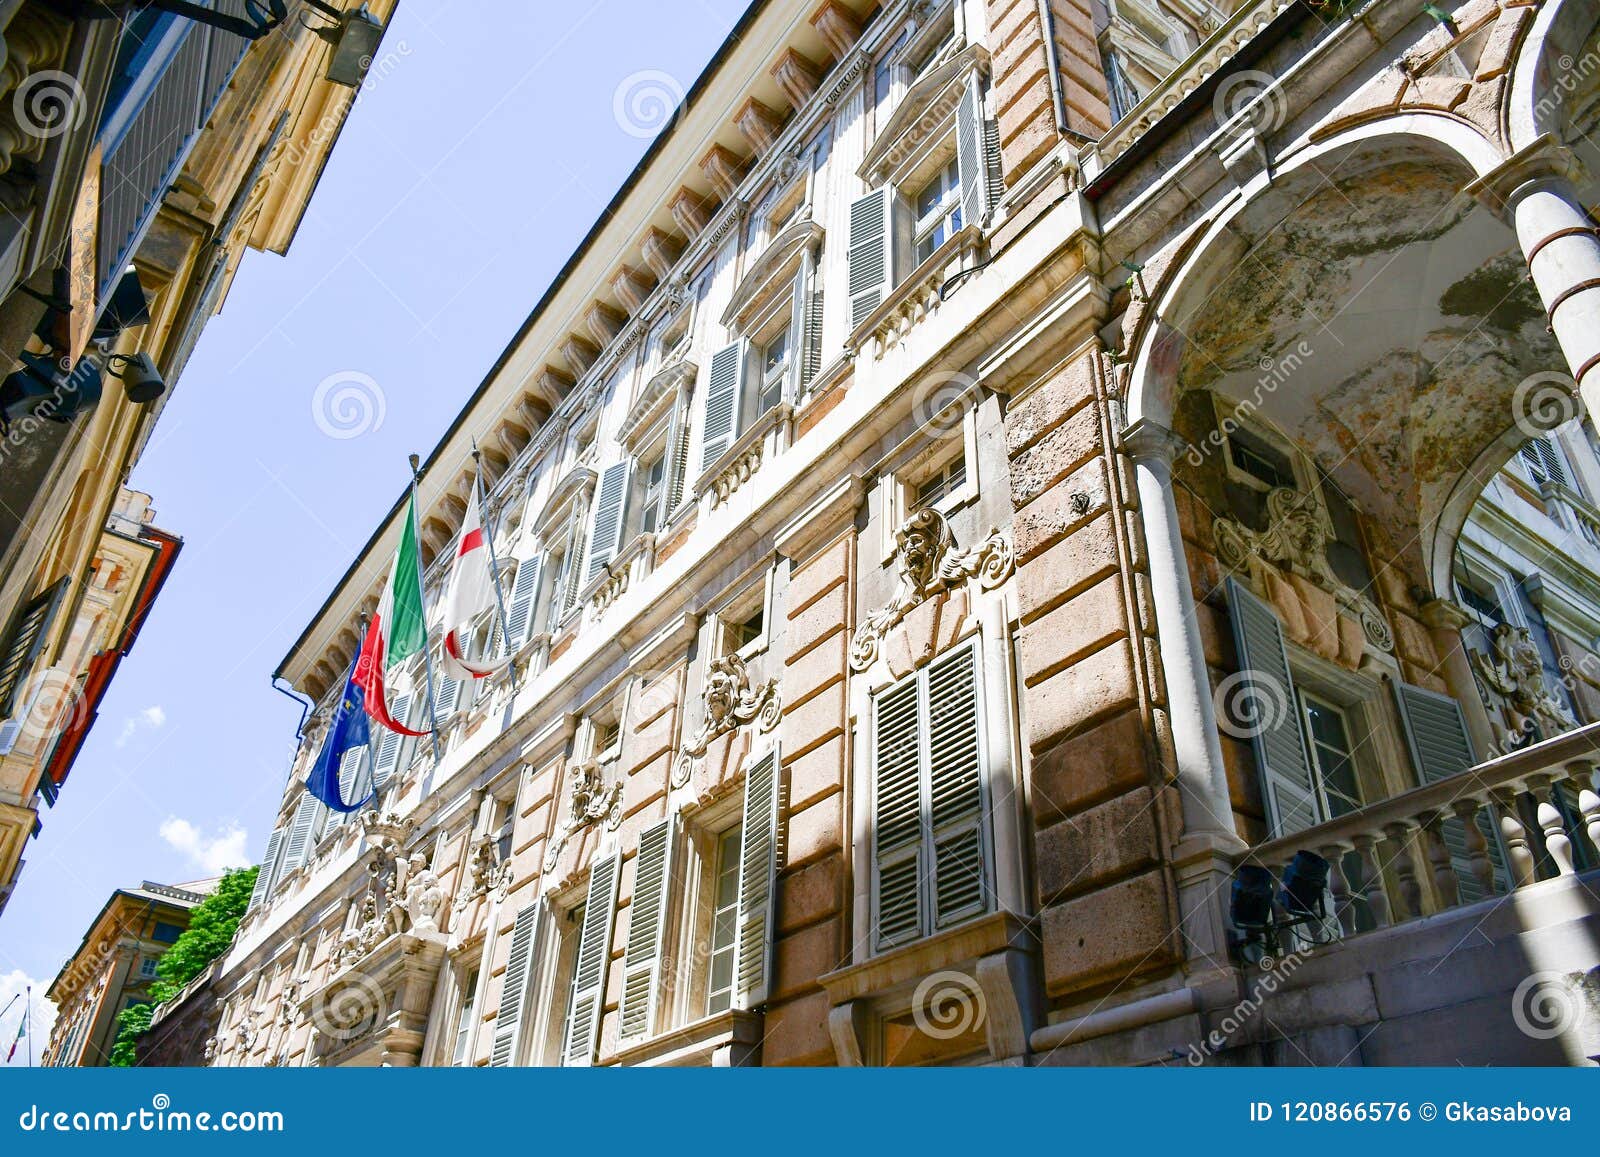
[1418,598,1498,759]
[1470,137,1600,412]
[1121,419,1238,842]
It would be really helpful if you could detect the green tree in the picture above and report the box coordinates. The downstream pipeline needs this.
[108,864,259,1067]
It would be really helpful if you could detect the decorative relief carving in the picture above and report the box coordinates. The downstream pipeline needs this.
[543,759,623,872]
[330,815,444,970]
[455,832,514,913]
[1211,486,1394,653]
[709,440,763,507]
[1474,623,1579,748]
[671,653,781,787]
[849,509,1013,673]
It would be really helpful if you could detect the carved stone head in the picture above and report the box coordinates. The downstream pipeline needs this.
[894,508,956,595]
[703,654,749,729]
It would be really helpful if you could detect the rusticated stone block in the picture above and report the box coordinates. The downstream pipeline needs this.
[1031,707,1150,824]
[789,577,848,656]
[786,789,842,868]
[1017,516,1121,623]
[1035,786,1159,902]
[787,732,844,811]
[783,629,845,709]
[1019,572,1127,685]
[772,914,844,1001]
[1013,461,1111,562]
[1041,868,1177,994]
[789,535,849,614]
[1025,638,1139,751]
[1010,402,1103,508]
[761,988,834,1065]
[778,852,843,935]
[1007,355,1098,457]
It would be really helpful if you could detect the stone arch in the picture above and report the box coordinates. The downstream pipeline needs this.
[1123,116,1549,602]
[1509,0,1600,151]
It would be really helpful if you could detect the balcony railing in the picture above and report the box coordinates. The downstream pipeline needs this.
[1246,722,1600,937]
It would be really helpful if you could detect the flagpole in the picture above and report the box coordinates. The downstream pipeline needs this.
[24,984,31,1067]
[410,454,443,767]
[471,443,516,690]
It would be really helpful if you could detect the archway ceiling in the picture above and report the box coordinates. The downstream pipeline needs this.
[1174,161,1562,573]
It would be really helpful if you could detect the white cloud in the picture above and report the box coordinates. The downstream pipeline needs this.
[0,969,56,1067]
[115,705,167,748]
[159,817,249,875]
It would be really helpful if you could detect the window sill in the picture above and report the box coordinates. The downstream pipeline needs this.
[818,910,1031,1005]
[694,401,791,509]
[607,1007,763,1067]
[847,223,984,361]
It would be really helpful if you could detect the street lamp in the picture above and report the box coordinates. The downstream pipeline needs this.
[144,1,387,88]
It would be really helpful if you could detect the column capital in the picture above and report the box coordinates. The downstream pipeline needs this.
[1465,134,1588,221]
[1418,596,1472,632]
[1120,417,1191,467]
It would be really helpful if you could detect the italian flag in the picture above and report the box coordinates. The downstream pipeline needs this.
[354,492,431,736]
[441,472,513,681]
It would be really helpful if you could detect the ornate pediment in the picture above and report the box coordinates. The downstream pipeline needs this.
[859,41,986,188]
[1211,486,1393,652]
[672,653,780,787]
[721,217,823,334]
[850,509,1012,673]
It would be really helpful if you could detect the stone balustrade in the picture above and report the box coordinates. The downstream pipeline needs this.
[1247,722,1600,937]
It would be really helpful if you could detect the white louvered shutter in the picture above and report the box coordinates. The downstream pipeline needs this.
[504,558,541,650]
[561,853,619,1066]
[585,461,631,583]
[873,675,924,950]
[371,694,411,792]
[955,71,987,230]
[434,671,460,719]
[700,341,745,472]
[1225,578,1322,838]
[490,903,542,1067]
[928,645,987,928]
[1393,680,1506,901]
[733,749,783,1008]
[801,286,825,389]
[665,404,693,513]
[618,817,675,1038]
[281,792,321,872]
[249,829,283,909]
[847,188,893,329]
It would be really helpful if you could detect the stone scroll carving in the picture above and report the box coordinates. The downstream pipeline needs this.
[1211,486,1394,653]
[671,652,781,788]
[543,759,624,872]
[455,833,514,913]
[849,509,1013,673]
[1473,623,1579,747]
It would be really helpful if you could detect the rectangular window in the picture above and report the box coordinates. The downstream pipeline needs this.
[705,824,742,1014]
[1228,426,1296,491]
[912,159,963,266]
[152,922,182,944]
[139,957,158,979]
[451,968,480,1066]
[640,452,667,535]
[1297,692,1363,818]
[757,328,790,416]
[913,455,967,510]
[871,643,989,950]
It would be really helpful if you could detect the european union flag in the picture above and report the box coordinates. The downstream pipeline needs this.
[306,642,373,813]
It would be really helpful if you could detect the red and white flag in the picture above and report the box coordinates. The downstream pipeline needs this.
[441,473,512,681]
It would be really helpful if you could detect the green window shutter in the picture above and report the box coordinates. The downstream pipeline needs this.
[504,557,541,650]
[562,853,619,1066]
[585,461,632,584]
[489,903,542,1067]
[1393,680,1506,901]
[955,71,987,229]
[281,792,321,872]
[371,696,410,791]
[1225,577,1322,838]
[927,646,987,929]
[249,828,283,909]
[847,187,893,329]
[873,676,924,950]
[734,749,783,1008]
[700,341,745,473]
[619,817,675,1038]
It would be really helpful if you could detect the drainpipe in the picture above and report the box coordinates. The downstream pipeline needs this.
[1035,0,1071,136]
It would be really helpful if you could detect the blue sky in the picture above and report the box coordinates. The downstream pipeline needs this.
[0,0,746,1062]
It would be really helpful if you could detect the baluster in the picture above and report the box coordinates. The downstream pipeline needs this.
[1318,843,1355,935]
[1350,833,1390,928]
[1451,798,1497,897]
[1537,800,1575,876]
[1493,789,1537,888]
[1579,789,1600,857]
[1383,822,1422,920]
[1419,811,1460,910]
